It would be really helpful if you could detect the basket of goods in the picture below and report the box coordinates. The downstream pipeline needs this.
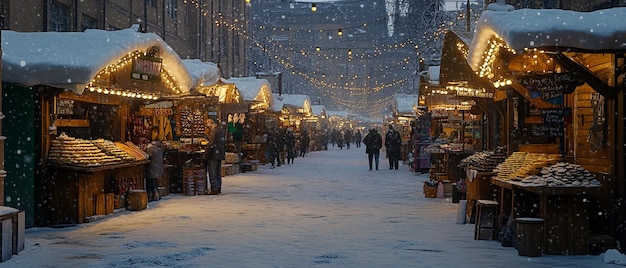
[423,180,438,198]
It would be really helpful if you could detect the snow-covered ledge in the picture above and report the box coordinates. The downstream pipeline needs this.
[486,0,514,11]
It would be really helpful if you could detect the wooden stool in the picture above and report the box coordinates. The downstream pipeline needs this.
[474,199,499,240]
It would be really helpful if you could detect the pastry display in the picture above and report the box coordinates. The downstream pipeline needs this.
[458,147,507,171]
[92,139,136,161]
[520,162,601,187]
[494,152,528,180]
[48,133,121,166]
[48,133,149,166]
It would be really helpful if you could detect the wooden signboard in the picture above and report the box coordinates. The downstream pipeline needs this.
[518,72,583,101]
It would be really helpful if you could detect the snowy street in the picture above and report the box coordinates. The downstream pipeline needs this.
[5,145,615,267]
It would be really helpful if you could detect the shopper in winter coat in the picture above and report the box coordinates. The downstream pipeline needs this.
[300,128,310,157]
[204,119,226,195]
[266,126,280,168]
[363,128,382,170]
[344,129,353,149]
[354,130,362,148]
[385,124,402,170]
[146,140,163,201]
[285,128,296,164]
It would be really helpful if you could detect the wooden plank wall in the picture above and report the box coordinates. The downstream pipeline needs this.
[574,85,612,175]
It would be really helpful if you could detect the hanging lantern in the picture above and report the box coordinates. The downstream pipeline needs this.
[311,3,317,12]
[337,29,343,36]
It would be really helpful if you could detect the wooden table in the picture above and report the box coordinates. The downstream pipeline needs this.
[490,178,603,255]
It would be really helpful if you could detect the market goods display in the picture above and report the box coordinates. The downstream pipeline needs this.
[114,141,150,161]
[508,153,561,180]
[92,139,136,161]
[520,162,602,187]
[458,147,507,171]
[48,133,121,166]
[494,152,527,180]
[494,152,562,181]
[225,152,239,164]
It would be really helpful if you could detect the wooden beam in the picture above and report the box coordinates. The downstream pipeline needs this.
[509,82,560,109]
[551,52,617,98]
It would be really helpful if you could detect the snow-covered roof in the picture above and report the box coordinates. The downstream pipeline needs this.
[326,110,349,118]
[1,26,193,94]
[427,66,440,85]
[277,94,312,116]
[182,59,220,88]
[311,105,326,117]
[195,78,241,103]
[226,77,273,110]
[468,7,626,71]
[393,94,418,116]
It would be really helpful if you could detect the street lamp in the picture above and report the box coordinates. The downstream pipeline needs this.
[311,3,317,12]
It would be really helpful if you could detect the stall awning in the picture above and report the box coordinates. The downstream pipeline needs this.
[392,94,418,117]
[1,25,193,95]
[195,78,242,103]
[467,7,626,100]
[226,77,273,112]
[277,94,312,116]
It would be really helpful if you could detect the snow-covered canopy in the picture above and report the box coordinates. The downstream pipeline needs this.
[277,94,312,116]
[326,110,349,118]
[226,77,273,111]
[427,66,440,85]
[468,7,626,71]
[392,94,418,117]
[1,26,193,95]
[182,59,220,88]
[311,105,326,118]
[194,78,241,104]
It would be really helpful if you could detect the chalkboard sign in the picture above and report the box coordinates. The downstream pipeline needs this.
[518,72,583,100]
[531,124,563,137]
[531,108,570,137]
[56,99,74,115]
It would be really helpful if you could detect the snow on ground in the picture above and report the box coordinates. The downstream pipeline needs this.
[3,144,619,267]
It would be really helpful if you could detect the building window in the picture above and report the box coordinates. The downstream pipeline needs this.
[294,31,313,42]
[48,0,70,32]
[167,0,177,19]
[81,14,98,31]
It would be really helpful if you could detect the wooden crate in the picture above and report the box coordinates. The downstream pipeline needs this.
[423,184,437,198]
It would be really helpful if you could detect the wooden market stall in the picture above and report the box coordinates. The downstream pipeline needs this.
[459,6,626,254]
[1,28,193,226]
[391,94,418,163]
[227,77,273,166]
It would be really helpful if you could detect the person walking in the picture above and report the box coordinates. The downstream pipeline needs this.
[266,126,280,168]
[145,140,163,201]
[300,128,310,157]
[385,124,402,170]
[354,130,362,148]
[363,128,382,171]
[204,119,226,195]
[344,128,353,149]
[285,128,296,164]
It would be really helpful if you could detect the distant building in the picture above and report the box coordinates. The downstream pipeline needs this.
[0,0,249,78]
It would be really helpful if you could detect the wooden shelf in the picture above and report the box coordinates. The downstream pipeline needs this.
[56,119,90,127]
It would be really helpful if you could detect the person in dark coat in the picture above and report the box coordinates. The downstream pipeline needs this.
[354,130,362,148]
[146,140,163,201]
[266,126,280,168]
[363,128,382,170]
[285,128,296,164]
[385,124,402,170]
[344,128,353,149]
[300,128,310,157]
[204,119,226,195]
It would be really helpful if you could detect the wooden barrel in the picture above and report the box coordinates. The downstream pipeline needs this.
[126,190,148,211]
[516,217,544,257]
